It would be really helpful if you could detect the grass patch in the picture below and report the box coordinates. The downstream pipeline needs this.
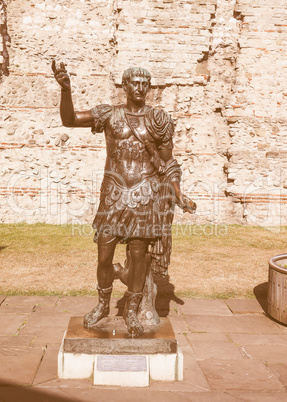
[0,223,286,298]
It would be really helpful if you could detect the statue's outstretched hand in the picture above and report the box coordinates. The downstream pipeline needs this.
[177,193,197,214]
[51,60,71,92]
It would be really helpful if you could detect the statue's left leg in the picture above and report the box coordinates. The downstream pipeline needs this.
[123,239,148,336]
[127,239,148,293]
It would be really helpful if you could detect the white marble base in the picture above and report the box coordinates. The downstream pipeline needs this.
[58,335,183,386]
[94,355,149,387]
[149,350,183,381]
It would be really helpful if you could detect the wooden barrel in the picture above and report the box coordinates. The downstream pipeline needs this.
[268,254,287,325]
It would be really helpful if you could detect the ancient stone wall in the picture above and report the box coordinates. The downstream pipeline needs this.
[1,0,287,228]
[0,1,10,76]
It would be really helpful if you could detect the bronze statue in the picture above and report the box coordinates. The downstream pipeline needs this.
[52,61,196,337]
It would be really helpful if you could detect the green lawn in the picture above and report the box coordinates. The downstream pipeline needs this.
[0,223,286,298]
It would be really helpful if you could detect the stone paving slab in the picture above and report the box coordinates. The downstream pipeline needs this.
[275,322,287,333]
[0,296,287,400]
[0,313,28,336]
[168,314,190,333]
[269,364,287,388]
[178,299,233,316]
[242,344,287,364]
[187,332,230,342]
[226,391,287,402]
[170,347,210,392]
[32,326,66,346]
[224,298,265,314]
[0,303,36,314]
[3,296,58,307]
[198,359,284,391]
[189,340,244,360]
[33,345,59,385]
[0,347,44,385]
[229,333,287,346]
[148,380,208,393]
[0,334,34,347]
[184,314,283,334]
[19,311,71,331]
[54,296,98,315]
[55,388,212,402]
[175,331,190,348]
[35,378,93,389]
[170,392,237,401]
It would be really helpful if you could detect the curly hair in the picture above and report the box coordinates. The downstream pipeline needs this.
[122,67,151,86]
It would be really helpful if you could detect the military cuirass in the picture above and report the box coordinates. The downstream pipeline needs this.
[104,110,156,187]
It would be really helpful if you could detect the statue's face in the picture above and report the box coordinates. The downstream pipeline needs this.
[123,76,150,104]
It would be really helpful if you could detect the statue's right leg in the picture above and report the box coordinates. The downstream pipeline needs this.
[83,233,119,328]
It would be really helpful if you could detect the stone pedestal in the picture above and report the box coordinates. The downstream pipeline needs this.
[58,316,183,387]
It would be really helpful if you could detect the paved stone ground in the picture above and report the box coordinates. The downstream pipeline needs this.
[0,295,287,401]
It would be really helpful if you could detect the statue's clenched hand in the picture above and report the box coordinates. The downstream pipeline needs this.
[180,194,197,214]
[171,192,197,214]
[51,60,71,92]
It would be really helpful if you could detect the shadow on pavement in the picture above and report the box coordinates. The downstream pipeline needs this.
[253,282,268,314]
[0,380,75,402]
[254,281,287,328]
[154,274,184,317]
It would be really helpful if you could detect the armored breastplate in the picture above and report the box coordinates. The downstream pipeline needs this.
[105,110,155,186]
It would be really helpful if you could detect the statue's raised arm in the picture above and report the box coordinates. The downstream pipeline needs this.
[51,60,94,128]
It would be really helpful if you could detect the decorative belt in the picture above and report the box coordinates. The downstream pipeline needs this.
[101,174,160,210]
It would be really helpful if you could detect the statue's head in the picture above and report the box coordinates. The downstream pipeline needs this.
[122,67,151,105]
[122,67,151,86]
